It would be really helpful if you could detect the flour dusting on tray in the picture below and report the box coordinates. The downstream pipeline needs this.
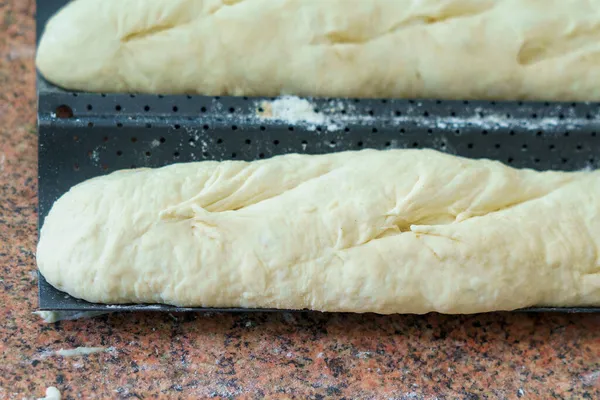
[258,96,341,131]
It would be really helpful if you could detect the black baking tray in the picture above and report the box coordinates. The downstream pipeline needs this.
[36,0,600,313]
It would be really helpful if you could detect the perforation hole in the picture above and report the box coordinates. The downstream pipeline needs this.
[412,142,419,148]
[229,107,235,113]
[549,144,555,151]
[587,114,594,120]
[260,126,266,131]
[217,138,223,144]
[368,109,374,116]
[188,138,195,145]
[160,137,166,144]
[344,127,350,132]
[115,105,122,111]
[203,124,209,130]
[576,144,583,151]
[558,114,565,120]
[495,143,501,149]
[173,152,180,158]
[231,152,237,158]
[273,139,279,145]
[427,129,433,134]
[146,123,152,128]
[564,131,570,137]
[116,123,123,128]
[245,139,251,145]
[395,111,402,117]
[145,151,151,157]
[385,141,391,147]
[131,137,137,143]
[509,130,515,136]
[288,126,294,132]
[534,158,540,163]
[423,111,429,117]
[561,158,568,164]
[55,105,73,119]
[522,144,528,150]
[455,129,461,136]
[87,122,93,128]
[130,94,136,98]
[259,153,265,159]
[116,151,122,156]
[172,106,178,112]
[357,141,364,147]
[144,106,150,112]
[467,143,474,149]
[103,136,109,142]
[592,132,597,137]
[174,124,181,130]
[536,131,543,137]
[201,107,207,113]
[203,152,209,157]
[481,130,488,136]
[86,104,93,111]
[531,113,538,119]
[508,157,514,163]
[372,128,378,133]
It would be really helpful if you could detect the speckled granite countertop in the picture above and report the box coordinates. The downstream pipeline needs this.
[0,2,599,399]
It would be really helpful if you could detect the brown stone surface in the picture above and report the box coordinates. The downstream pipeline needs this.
[0,1,599,399]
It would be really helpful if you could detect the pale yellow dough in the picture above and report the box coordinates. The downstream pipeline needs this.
[37,150,600,313]
[36,0,600,100]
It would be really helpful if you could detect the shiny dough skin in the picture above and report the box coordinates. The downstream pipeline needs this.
[36,0,600,100]
[37,150,600,313]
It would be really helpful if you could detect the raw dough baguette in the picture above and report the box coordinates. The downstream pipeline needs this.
[36,0,600,100]
[37,149,600,313]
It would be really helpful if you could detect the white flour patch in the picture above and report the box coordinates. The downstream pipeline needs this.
[258,96,344,132]
[40,346,113,358]
[37,386,61,400]
[150,139,160,148]
[265,96,326,125]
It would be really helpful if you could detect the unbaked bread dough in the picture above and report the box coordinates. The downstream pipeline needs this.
[36,0,600,100]
[37,149,600,313]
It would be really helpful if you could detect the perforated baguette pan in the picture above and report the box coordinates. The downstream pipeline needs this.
[36,0,600,313]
